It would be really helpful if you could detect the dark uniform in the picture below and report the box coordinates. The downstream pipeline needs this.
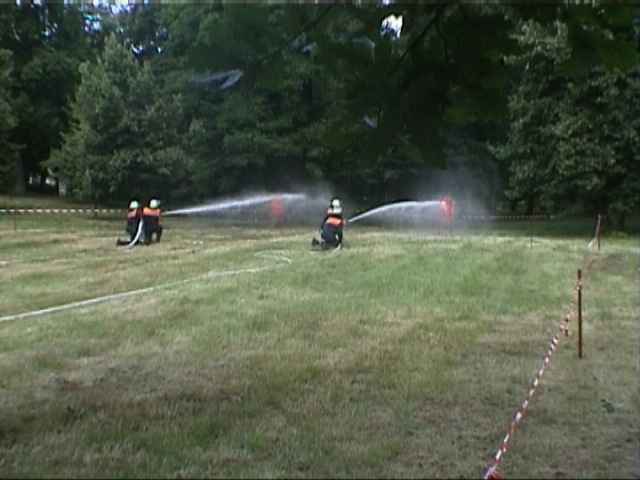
[142,206,162,244]
[319,211,345,249]
[116,204,143,246]
[312,198,345,250]
[126,207,142,239]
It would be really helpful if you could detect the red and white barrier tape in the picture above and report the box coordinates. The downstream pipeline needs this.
[462,214,553,222]
[587,214,603,250]
[0,208,122,214]
[483,283,579,480]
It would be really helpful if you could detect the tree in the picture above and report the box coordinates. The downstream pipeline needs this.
[7,1,637,208]
[0,49,20,193]
[492,10,640,226]
[113,2,640,204]
[490,19,572,213]
[0,1,99,194]
[155,3,336,197]
[553,69,640,228]
[48,34,191,204]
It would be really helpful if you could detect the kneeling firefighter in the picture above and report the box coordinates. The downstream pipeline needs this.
[312,198,345,250]
[142,198,163,245]
[116,200,143,246]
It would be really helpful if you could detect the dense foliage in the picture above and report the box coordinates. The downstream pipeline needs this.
[48,35,190,203]
[0,1,638,221]
[492,15,640,227]
[0,49,18,192]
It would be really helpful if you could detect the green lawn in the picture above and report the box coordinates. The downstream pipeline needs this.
[0,212,638,478]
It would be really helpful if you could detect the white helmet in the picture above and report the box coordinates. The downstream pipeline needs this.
[329,198,342,215]
[149,199,160,209]
[129,200,140,209]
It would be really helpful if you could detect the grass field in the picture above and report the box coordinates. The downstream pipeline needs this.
[0,210,638,478]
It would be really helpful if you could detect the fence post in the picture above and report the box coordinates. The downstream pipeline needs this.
[578,269,583,359]
[12,194,17,231]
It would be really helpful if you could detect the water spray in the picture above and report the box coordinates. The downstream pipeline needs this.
[348,200,442,224]
[164,193,307,216]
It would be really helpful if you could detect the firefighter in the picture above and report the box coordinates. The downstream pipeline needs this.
[142,198,163,245]
[312,197,345,250]
[116,200,142,246]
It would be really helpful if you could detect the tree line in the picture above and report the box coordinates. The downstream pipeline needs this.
[0,2,638,227]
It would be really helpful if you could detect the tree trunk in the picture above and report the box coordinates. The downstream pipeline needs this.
[525,196,535,215]
[14,157,25,195]
[509,197,518,213]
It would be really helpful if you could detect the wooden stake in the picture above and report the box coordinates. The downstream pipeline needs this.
[578,269,583,358]
[12,194,17,231]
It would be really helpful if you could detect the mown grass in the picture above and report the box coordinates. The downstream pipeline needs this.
[0,211,638,478]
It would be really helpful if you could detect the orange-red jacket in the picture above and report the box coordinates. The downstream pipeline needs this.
[143,207,161,226]
[325,215,344,227]
[143,207,161,218]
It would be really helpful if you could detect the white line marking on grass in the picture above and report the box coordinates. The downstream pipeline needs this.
[0,251,291,324]
[254,250,293,264]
